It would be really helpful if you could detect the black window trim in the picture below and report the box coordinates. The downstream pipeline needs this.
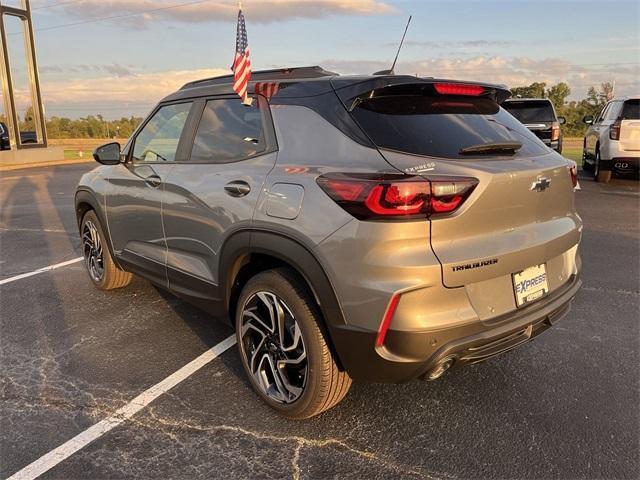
[175,93,278,165]
[127,99,197,165]
[596,103,611,124]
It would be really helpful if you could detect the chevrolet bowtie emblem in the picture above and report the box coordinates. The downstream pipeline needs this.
[531,177,551,192]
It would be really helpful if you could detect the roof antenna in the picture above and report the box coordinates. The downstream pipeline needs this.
[374,15,412,76]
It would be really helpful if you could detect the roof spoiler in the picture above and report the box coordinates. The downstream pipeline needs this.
[180,66,338,90]
[331,76,512,108]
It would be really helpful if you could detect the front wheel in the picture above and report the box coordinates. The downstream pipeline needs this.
[235,268,351,419]
[81,210,132,290]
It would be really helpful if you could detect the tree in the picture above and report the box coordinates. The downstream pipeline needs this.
[547,82,571,111]
[511,82,547,99]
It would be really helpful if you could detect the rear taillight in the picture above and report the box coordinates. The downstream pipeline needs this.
[610,120,621,140]
[316,174,478,220]
[551,121,561,141]
[434,82,485,96]
[568,163,578,188]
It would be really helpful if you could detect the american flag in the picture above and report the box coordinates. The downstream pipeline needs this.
[254,81,279,100]
[232,8,252,105]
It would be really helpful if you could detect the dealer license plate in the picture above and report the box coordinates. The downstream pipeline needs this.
[513,264,549,307]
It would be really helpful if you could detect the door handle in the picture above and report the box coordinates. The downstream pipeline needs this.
[224,181,251,197]
[144,174,162,188]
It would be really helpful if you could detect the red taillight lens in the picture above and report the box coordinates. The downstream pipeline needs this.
[551,121,560,141]
[316,174,478,220]
[434,82,485,96]
[364,183,429,215]
[376,292,401,347]
[568,163,578,188]
[610,120,621,140]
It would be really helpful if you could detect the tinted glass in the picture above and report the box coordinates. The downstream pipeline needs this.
[351,95,548,159]
[133,102,192,162]
[190,98,265,163]
[502,101,555,122]
[621,99,640,120]
[604,101,622,120]
[596,104,609,123]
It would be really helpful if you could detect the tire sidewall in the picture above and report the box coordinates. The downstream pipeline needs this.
[235,270,328,418]
[80,211,110,289]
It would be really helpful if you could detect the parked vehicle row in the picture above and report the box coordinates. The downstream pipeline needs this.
[582,97,640,183]
[77,67,582,418]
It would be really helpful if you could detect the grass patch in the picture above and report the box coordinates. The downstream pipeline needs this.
[64,149,93,160]
[562,147,582,165]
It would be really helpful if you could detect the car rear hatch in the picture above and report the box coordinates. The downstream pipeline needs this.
[618,99,640,152]
[334,79,580,315]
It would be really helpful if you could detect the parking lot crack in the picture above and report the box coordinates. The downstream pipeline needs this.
[134,409,431,479]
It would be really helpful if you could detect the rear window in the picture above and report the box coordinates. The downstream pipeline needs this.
[621,100,640,120]
[350,95,548,159]
[502,100,555,123]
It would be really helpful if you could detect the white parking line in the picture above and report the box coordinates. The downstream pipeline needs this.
[7,334,237,480]
[0,257,83,286]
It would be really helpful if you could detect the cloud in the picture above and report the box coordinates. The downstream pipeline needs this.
[53,0,397,26]
[103,64,136,77]
[324,56,639,98]
[41,67,228,117]
[399,39,517,49]
[37,55,638,118]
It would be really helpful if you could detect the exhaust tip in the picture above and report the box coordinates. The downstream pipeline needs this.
[425,357,455,381]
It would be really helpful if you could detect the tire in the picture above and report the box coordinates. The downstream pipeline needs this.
[235,268,351,419]
[80,210,132,290]
[582,151,593,171]
[593,150,612,183]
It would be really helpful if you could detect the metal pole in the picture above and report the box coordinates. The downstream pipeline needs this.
[0,0,47,149]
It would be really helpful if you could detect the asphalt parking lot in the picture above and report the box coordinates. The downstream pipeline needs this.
[1,163,638,480]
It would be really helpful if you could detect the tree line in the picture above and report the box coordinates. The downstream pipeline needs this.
[45,115,143,139]
[0,82,616,139]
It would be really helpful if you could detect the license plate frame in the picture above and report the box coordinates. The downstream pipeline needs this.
[512,264,549,308]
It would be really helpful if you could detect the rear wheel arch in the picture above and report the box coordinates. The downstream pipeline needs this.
[220,230,347,369]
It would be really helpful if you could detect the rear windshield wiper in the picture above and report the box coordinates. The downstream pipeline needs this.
[459,142,522,155]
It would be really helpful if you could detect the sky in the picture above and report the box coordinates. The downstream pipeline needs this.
[2,0,639,119]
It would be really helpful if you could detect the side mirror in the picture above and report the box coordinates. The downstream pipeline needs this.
[93,142,121,165]
[582,115,594,125]
[557,116,566,125]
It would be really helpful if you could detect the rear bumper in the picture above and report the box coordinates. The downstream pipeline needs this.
[599,157,640,173]
[332,273,581,383]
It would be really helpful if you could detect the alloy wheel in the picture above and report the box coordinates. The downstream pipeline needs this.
[82,220,104,282]
[240,291,307,403]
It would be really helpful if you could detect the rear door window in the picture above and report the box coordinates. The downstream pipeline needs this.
[502,101,555,123]
[190,97,266,163]
[350,94,548,159]
[621,99,640,120]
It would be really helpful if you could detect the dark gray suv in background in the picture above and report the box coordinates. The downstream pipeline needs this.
[502,98,565,153]
[76,66,582,418]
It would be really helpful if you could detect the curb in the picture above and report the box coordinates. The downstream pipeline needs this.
[0,158,94,172]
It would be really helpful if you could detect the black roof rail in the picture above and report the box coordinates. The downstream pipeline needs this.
[180,66,338,90]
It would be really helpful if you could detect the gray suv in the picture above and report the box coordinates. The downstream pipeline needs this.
[76,66,582,418]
